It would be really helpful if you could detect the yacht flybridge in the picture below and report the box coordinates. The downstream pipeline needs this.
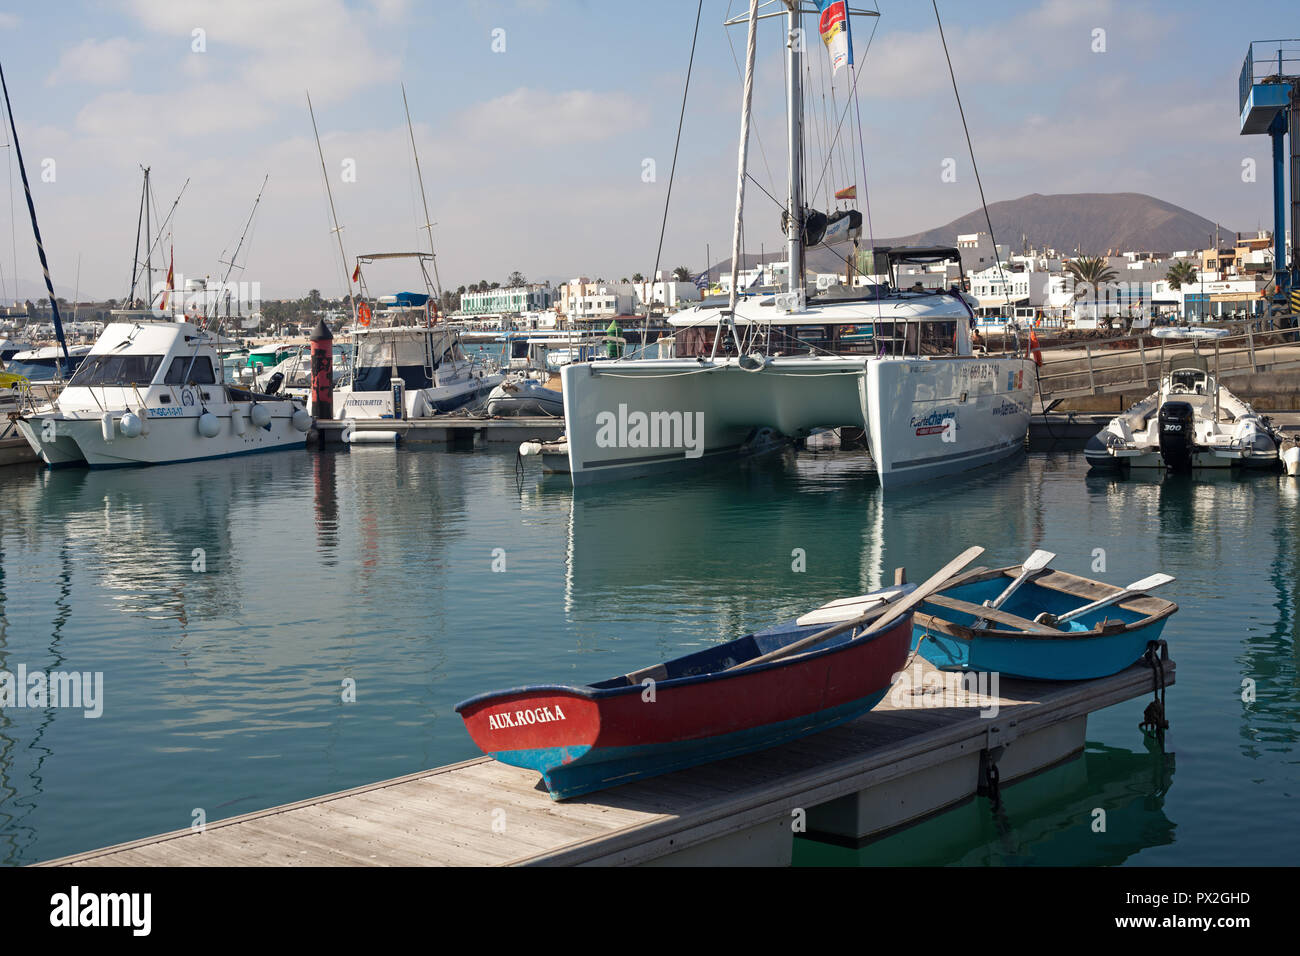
[557,2,1034,488]
[14,319,311,468]
[332,253,503,420]
[1085,328,1282,473]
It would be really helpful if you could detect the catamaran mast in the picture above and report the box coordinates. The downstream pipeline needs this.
[786,0,804,300]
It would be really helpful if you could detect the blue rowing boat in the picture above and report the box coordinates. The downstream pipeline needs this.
[911,565,1177,680]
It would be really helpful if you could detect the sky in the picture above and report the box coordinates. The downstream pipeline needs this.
[0,0,1290,302]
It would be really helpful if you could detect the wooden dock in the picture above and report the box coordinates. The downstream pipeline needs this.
[312,415,564,446]
[40,656,1173,867]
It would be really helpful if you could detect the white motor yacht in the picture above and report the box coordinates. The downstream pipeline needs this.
[14,319,311,467]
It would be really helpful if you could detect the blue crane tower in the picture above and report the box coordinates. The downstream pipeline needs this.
[1240,40,1300,315]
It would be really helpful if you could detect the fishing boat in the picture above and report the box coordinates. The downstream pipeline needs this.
[555,4,1034,488]
[13,319,311,467]
[911,553,1177,680]
[1085,328,1282,472]
[457,547,982,800]
[334,309,503,420]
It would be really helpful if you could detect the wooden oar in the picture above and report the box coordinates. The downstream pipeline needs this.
[731,545,985,672]
[622,589,906,686]
[972,549,1055,630]
[1034,572,1175,626]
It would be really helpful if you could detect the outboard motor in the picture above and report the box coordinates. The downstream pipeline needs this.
[1158,401,1195,472]
[263,371,283,395]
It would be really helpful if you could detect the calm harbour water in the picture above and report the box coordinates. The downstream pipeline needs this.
[0,443,1296,866]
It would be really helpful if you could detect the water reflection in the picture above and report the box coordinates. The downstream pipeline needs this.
[560,448,1043,649]
[795,742,1176,866]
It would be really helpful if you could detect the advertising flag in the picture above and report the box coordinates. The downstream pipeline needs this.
[817,1,853,76]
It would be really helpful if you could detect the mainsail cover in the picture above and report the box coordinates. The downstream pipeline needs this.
[798,208,862,247]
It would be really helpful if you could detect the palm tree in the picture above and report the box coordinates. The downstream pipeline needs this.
[1165,260,1197,291]
[672,266,691,282]
[1064,256,1118,329]
[632,272,644,282]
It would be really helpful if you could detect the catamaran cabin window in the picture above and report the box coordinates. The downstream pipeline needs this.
[164,356,216,385]
[918,321,957,354]
[67,354,165,387]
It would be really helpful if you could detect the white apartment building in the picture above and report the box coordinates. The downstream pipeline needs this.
[633,273,702,310]
[955,232,1010,274]
[557,278,638,319]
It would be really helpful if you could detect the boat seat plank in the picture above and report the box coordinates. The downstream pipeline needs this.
[924,594,1062,633]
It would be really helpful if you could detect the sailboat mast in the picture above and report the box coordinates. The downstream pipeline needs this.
[144,167,153,304]
[401,83,444,311]
[128,174,145,306]
[307,91,357,326]
[786,1,804,299]
[0,59,69,365]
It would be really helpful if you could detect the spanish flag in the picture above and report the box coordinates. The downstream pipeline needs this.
[835,185,857,200]
[160,247,174,312]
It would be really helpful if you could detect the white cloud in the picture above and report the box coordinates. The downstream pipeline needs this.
[47,37,140,87]
[121,0,401,104]
[455,87,649,146]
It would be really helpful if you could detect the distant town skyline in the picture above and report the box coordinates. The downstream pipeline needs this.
[0,0,1289,302]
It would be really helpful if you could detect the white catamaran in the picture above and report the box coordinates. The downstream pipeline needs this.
[557,1,1034,488]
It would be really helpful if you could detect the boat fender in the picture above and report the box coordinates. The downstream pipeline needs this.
[231,405,246,435]
[119,411,143,438]
[198,411,221,438]
[519,441,542,457]
[409,393,428,419]
[291,408,313,432]
[249,402,272,428]
[100,412,115,443]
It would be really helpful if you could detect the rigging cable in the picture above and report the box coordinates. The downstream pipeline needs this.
[932,0,1015,330]
[643,0,704,354]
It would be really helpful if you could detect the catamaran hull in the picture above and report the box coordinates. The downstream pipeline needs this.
[864,358,1034,487]
[15,412,304,468]
[561,355,1033,488]
[561,357,867,486]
